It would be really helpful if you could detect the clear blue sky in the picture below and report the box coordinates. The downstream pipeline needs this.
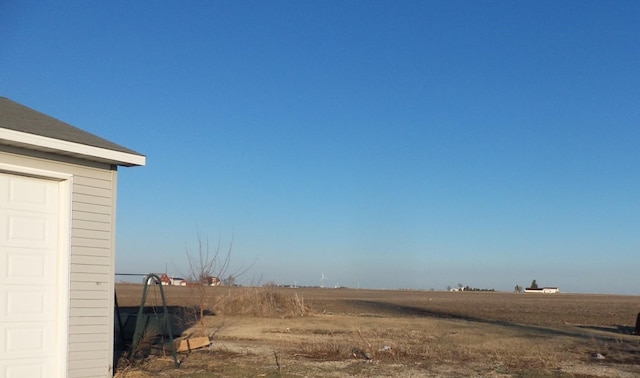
[2,1,639,294]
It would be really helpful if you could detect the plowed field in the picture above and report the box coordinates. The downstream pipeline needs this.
[114,284,640,377]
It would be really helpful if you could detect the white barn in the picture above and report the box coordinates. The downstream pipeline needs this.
[0,97,145,377]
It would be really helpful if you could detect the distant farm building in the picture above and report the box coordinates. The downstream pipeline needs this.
[170,277,187,286]
[159,273,187,286]
[525,287,560,294]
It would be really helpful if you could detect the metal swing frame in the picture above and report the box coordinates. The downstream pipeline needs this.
[115,273,180,368]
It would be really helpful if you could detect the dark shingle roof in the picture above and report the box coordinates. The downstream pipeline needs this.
[0,96,143,156]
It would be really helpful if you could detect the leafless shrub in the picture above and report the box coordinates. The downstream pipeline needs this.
[133,328,161,359]
[292,292,306,317]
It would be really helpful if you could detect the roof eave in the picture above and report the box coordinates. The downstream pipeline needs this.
[0,127,146,167]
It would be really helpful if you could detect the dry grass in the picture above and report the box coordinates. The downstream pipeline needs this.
[278,320,565,369]
[114,285,640,377]
[164,286,313,338]
[211,287,312,318]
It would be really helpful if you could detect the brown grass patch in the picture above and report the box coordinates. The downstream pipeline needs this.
[212,287,312,317]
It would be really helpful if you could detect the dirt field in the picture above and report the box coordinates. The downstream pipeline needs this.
[114,284,640,377]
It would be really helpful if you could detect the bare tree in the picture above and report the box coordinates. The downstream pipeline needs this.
[184,230,254,335]
[186,231,232,285]
[185,231,233,335]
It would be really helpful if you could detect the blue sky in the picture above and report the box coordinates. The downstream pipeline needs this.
[2,1,639,294]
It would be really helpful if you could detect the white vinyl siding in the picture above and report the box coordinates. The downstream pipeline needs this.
[69,172,116,378]
[0,146,117,378]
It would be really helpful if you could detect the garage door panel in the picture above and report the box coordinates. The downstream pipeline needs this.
[0,210,57,249]
[0,323,55,357]
[1,360,49,378]
[0,174,58,213]
[0,247,56,285]
[8,214,48,241]
[0,286,56,322]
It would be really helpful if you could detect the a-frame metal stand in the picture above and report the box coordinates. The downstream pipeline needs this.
[116,273,180,368]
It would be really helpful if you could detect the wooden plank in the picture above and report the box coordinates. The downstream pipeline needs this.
[174,337,211,352]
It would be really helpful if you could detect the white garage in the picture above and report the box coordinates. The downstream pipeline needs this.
[0,97,145,377]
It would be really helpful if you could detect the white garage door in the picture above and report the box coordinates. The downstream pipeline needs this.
[0,173,61,378]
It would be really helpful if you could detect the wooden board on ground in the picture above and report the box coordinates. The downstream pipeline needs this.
[174,337,210,352]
